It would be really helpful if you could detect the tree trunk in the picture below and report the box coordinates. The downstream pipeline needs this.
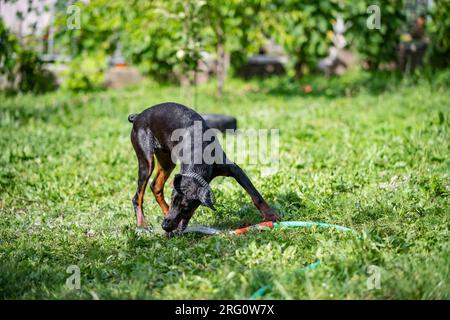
[216,27,226,97]
[295,60,306,79]
[294,51,304,79]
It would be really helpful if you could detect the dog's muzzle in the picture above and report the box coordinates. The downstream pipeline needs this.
[161,217,178,232]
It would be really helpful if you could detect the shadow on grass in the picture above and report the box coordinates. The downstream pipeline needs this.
[0,233,182,299]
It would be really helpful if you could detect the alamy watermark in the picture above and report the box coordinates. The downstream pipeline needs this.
[366,265,381,290]
[66,265,81,290]
[67,5,81,30]
[367,5,381,30]
[170,121,280,176]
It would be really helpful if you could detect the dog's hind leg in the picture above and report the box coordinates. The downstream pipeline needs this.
[221,163,280,221]
[151,152,175,217]
[131,129,155,228]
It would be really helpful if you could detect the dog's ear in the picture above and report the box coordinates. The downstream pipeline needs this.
[173,174,189,195]
[197,185,215,211]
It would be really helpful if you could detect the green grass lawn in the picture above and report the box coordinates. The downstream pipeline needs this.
[0,71,449,299]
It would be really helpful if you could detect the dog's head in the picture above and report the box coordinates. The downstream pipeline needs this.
[161,173,215,232]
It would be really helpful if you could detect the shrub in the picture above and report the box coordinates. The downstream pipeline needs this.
[345,0,406,70]
[0,18,56,93]
[427,0,450,69]
[61,51,107,92]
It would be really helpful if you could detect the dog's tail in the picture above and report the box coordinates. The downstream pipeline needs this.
[128,113,139,123]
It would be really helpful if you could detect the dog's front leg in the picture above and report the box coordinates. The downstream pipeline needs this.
[225,163,280,221]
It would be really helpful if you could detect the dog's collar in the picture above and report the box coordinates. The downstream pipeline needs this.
[181,172,209,188]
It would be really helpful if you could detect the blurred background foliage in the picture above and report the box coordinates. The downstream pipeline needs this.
[263,0,341,78]
[0,18,56,93]
[344,0,406,70]
[0,0,449,93]
[428,0,450,69]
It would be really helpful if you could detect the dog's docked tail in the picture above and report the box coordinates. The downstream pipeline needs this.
[128,113,139,123]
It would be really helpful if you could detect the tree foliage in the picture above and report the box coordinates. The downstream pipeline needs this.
[262,0,341,77]
[427,0,450,68]
[48,0,449,92]
[344,0,406,70]
[0,18,56,93]
[54,0,265,93]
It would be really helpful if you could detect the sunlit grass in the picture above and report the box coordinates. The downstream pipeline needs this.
[0,70,449,299]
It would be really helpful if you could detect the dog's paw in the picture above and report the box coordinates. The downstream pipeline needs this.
[263,210,281,222]
[135,225,153,236]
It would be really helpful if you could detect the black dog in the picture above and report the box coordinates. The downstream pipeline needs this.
[128,102,279,234]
